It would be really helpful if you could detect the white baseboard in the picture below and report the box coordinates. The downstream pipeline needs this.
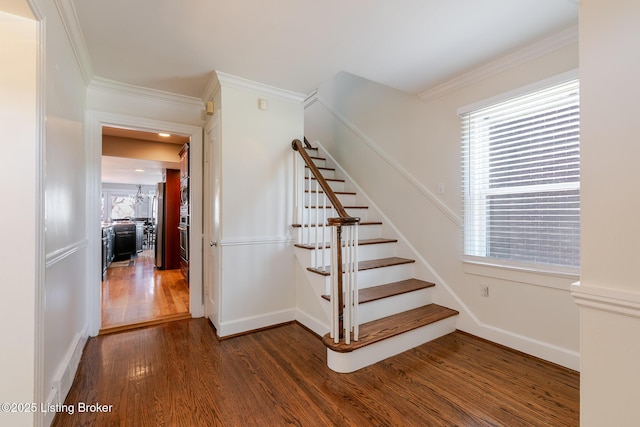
[460,322,580,371]
[295,309,330,337]
[46,325,89,425]
[217,308,296,337]
[43,387,59,427]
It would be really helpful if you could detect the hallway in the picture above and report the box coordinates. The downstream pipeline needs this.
[101,249,190,334]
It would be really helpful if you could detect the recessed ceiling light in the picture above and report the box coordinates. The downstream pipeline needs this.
[134,169,145,172]
[158,132,171,137]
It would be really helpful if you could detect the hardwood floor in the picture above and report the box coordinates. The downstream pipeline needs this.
[101,249,190,334]
[53,319,579,426]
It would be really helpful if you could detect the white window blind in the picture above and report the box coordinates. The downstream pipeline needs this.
[461,79,580,268]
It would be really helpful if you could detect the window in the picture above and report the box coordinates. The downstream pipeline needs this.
[461,79,580,269]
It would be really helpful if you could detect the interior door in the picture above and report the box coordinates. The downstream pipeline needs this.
[203,112,221,326]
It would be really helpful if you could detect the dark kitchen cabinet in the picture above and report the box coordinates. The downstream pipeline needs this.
[114,223,136,260]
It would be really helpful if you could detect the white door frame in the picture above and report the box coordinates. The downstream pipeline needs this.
[86,111,204,336]
[203,112,221,328]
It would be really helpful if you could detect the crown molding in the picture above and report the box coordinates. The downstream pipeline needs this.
[304,90,319,108]
[201,71,221,103]
[418,25,579,102]
[572,282,640,319]
[211,71,306,104]
[88,77,204,109]
[54,0,94,85]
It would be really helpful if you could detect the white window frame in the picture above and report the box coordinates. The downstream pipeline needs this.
[459,70,580,279]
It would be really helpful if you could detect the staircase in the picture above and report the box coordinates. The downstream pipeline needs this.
[293,141,459,373]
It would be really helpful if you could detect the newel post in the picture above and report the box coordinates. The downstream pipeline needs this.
[335,224,344,338]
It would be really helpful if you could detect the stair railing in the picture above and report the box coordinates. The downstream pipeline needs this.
[292,138,360,344]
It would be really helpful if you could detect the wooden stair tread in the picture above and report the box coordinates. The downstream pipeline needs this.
[321,278,435,303]
[305,165,335,171]
[322,304,459,353]
[295,238,397,250]
[305,205,368,209]
[307,256,415,276]
[306,177,345,183]
[306,190,357,195]
[292,221,382,228]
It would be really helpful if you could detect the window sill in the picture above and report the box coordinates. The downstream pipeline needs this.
[462,256,580,291]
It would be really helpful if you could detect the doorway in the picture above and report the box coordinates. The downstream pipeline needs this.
[86,112,204,337]
[100,126,191,333]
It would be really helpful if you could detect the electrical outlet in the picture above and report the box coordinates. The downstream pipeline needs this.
[437,182,445,194]
[480,285,489,297]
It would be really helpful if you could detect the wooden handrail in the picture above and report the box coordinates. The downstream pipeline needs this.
[292,138,360,342]
[291,139,360,224]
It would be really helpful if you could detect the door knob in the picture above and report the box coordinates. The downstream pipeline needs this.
[210,241,218,247]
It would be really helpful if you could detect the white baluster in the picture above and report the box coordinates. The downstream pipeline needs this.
[353,223,359,342]
[330,226,339,343]
[344,225,351,345]
[321,191,327,270]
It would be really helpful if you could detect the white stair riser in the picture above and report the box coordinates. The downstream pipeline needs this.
[305,179,344,193]
[357,288,433,324]
[326,316,457,373]
[295,224,382,243]
[305,167,335,179]
[357,263,415,289]
[297,243,397,266]
[303,208,368,223]
[303,262,416,292]
[304,193,357,206]
[311,158,326,168]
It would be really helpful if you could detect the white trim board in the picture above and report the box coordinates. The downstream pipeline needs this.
[53,0,94,84]
[572,282,640,320]
[89,76,204,110]
[46,239,88,269]
[217,308,296,338]
[85,111,205,336]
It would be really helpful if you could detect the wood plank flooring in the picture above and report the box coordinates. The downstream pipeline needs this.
[101,249,190,334]
[53,319,579,426]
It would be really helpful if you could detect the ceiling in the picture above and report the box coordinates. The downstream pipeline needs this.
[71,0,579,99]
[103,126,189,145]
[101,127,189,186]
[101,156,176,187]
[75,1,577,185]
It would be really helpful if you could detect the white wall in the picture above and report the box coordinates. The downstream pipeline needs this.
[305,40,581,369]
[1,1,93,425]
[37,0,91,424]
[0,9,38,427]
[575,1,640,425]
[212,78,304,336]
